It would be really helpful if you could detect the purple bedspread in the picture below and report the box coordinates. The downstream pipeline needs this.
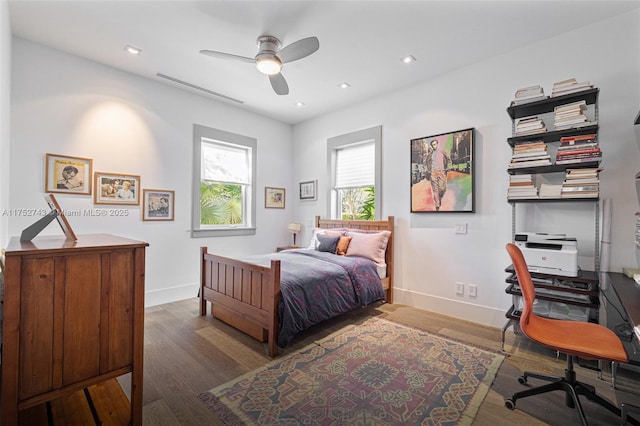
[240,249,385,347]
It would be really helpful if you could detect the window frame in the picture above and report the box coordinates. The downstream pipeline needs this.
[192,124,257,237]
[327,125,382,220]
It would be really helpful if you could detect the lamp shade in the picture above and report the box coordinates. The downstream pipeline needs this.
[287,223,302,233]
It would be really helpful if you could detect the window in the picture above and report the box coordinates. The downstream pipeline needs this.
[327,126,381,220]
[192,124,256,237]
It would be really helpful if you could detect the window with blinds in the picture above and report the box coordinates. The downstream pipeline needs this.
[328,125,381,221]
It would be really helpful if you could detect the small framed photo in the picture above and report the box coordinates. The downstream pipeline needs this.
[45,153,92,195]
[265,187,285,209]
[299,180,317,201]
[94,172,140,205]
[142,189,175,221]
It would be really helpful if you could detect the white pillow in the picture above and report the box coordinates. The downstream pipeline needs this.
[306,228,346,249]
[345,230,391,266]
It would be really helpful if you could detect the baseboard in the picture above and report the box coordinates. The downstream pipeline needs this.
[145,282,199,307]
[392,287,508,329]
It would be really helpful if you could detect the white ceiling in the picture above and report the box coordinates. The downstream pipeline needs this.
[8,0,640,125]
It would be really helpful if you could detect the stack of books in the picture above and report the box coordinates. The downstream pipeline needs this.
[508,174,538,200]
[561,168,600,198]
[539,183,563,199]
[555,134,601,165]
[515,116,547,136]
[511,85,548,106]
[509,141,551,169]
[553,101,593,130]
[551,78,595,97]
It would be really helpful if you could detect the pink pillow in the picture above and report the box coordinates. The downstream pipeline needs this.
[345,230,391,266]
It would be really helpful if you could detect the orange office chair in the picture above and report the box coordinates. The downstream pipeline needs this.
[504,243,629,425]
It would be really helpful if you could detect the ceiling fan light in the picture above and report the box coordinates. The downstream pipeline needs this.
[256,55,282,75]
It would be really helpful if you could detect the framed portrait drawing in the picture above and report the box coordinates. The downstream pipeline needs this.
[265,187,285,209]
[410,127,475,213]
[45,153,92,195]
[299,180,317,201]
[142,189,175,221]
[94,172,140,205]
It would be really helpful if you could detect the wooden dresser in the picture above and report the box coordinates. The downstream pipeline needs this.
[2,234,148,425]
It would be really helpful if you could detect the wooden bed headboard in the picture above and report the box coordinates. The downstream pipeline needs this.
[315,215,394,303]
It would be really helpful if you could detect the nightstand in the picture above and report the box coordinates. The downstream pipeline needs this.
[276,245,298,252]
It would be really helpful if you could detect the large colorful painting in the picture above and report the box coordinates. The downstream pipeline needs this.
[410,128,475,213]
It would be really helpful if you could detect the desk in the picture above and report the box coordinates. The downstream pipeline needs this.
[600,272,640,386]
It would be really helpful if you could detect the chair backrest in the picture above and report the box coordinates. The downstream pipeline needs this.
[506,243,537,330]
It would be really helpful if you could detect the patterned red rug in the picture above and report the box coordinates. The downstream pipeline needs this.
[199,317,504,425]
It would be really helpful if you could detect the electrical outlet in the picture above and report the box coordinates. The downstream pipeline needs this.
[454,223,467,234]
[468,284,477,297]
[455,282,464,296]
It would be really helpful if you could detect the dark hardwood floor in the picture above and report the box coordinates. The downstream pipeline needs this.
[11,298,640,425]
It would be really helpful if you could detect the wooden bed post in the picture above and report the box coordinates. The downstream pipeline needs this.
[268,259,281,358]
[386,216,394,304]
[199,246,208,316]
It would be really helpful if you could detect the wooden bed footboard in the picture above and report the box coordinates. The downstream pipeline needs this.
[199,247,281,357]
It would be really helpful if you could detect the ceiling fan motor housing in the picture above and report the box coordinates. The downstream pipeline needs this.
[256,35,282,58]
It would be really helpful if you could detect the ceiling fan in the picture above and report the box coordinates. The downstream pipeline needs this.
[200,35,320,95]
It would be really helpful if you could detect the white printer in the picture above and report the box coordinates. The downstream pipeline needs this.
[514,232,578,277]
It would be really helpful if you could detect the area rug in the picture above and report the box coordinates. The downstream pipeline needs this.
[199,317,504,425]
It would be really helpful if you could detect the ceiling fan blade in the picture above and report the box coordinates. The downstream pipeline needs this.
[278,37,319,64]
[199,50,254,64]
[269,73,289,95]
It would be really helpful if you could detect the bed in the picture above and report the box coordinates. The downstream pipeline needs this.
[199,216,394,357]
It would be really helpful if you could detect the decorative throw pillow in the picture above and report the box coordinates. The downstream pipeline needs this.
[316,234,341,253]
[336,236,352,255]
[345,230,391,266]
[307,228,346,249]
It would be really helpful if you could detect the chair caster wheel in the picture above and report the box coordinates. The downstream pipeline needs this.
[518,376,527,385]
[505,399,516,410]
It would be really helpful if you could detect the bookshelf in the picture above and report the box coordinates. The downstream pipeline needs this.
[502,83,603,349]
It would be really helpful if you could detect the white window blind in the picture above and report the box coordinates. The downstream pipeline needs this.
[335,142,374,189]
[201,139,251,184]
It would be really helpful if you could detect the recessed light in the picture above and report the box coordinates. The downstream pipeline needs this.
[296,102,305,107]
[338,82,351,89]
[125,44,142,55]
[402,55,416,64]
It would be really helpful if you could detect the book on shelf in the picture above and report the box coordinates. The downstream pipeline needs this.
[555,155,602,165]
[554,120,597,131]
[551,79,594,97]
[512,151,550,158]
[509,159,553,168]
[512,89,547,104]
[556,148,601,157]
[566,167,601,174]
[561,191,599,198]
[557,143,598,151]
[554,100,587,112]
[539,184,563,198]
[561,186,599,192]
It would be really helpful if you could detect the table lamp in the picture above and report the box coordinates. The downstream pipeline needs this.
[287,222,302,247]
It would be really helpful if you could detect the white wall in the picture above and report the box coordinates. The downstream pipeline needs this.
[9,38,294,306]
[0,0,11,246]
[292,10,640,328]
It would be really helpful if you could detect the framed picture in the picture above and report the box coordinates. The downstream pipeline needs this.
[265,187,285,209]
[94,172,140,205]
[299,180,317,201]
[45,194,77,240]
[410,127,475,213]
[142,189,175,221]
[45,153,92,195]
